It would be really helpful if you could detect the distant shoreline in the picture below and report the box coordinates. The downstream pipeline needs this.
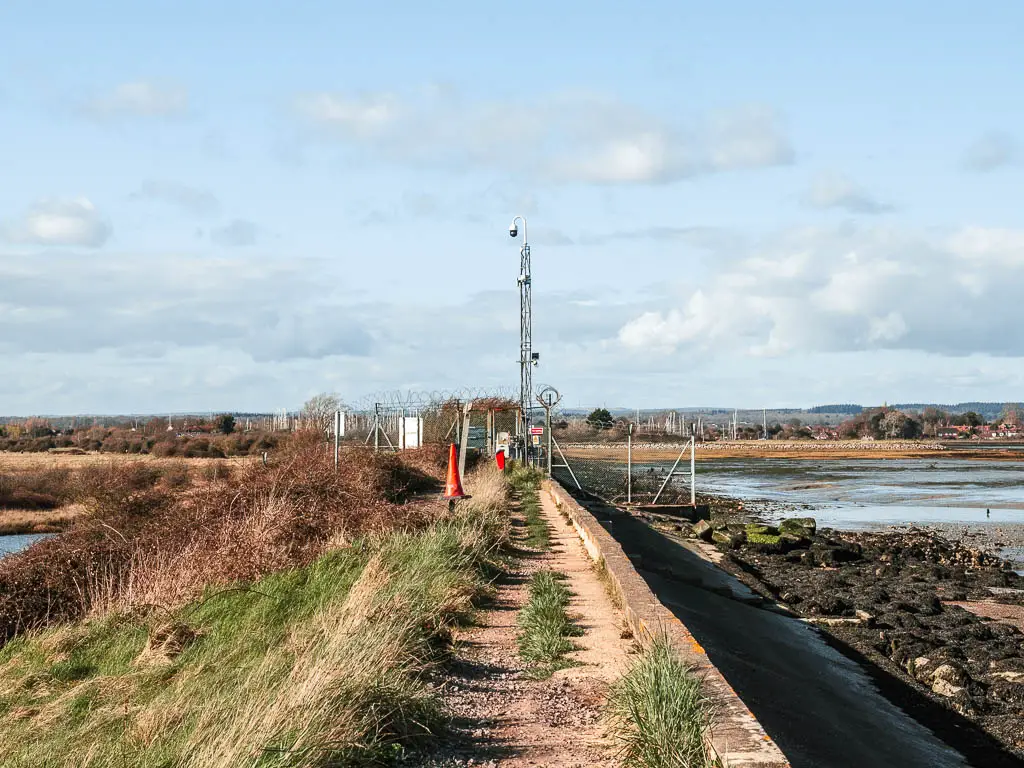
[560,440,1024,461]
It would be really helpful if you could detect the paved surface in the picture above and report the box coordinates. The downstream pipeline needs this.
[590,509,986,768]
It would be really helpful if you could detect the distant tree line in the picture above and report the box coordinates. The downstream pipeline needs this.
[808,404,864,414]
[0,415,280,457]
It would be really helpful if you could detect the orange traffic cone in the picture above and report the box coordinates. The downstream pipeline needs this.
[443,443,469,500]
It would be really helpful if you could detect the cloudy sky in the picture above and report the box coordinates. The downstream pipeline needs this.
[2,2,1023,414]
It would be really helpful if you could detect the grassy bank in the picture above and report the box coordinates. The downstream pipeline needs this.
[0,467,509,766]
[607,638,715,768]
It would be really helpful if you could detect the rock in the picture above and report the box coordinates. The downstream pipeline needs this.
[931,662,968,688]
[932,678,964,697]
[780,517,817,538]
[992,671,1024,683]
[910,656,933,682]
[780,531,809,547]
[712,529,746,549]
[784,548,809,563]
[915,595,942,616]
[693,519,714,541]
[806,594,851,616]
[989,679,1024,706]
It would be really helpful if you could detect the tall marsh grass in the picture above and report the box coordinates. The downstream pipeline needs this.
[606,637,715,768]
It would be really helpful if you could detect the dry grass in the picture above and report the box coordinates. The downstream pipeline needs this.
[0,505,85,535]
[0,451,256,472]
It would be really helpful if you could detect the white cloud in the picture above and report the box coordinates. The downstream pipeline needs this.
[296,92,399,139]
[130,180,221,217]
[805,172,893,214]
[211,219,259,247]
[617,224,1024,358]
[707,106,795,170]
[0,251,370,361]
[296,88,793,184]
[84,81,188,118]
[1,198,111,247]
[963,133,1017,172]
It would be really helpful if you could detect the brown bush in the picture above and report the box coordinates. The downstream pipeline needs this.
[0,435,444,643]
[0,468,74,509]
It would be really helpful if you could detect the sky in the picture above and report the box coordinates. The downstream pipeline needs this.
[1,1,1023,414]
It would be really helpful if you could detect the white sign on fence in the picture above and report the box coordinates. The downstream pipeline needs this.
[496,430,510,458]
[397,416,423,449]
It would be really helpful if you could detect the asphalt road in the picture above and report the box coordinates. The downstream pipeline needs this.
[592,510,1024,768]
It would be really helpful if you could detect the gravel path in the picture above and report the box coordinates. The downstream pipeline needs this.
[417,491,632,767]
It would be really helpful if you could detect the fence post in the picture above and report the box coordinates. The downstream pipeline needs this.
[627,423,633,505]
[690,435,696,506]
[333,410,340,471]
[458,400,472,480]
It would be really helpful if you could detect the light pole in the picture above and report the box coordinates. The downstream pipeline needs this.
[509,215,536,463]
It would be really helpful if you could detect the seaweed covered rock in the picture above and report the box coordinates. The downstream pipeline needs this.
[779,517,817,540]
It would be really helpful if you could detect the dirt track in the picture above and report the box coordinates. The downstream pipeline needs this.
[419,489,632,766]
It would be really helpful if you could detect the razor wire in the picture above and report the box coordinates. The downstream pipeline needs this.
[350,385,519,413]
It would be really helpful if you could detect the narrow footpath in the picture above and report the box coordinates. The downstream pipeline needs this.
[421,490,632,766]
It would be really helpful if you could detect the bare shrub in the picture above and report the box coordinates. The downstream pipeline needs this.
[0,433,446,641]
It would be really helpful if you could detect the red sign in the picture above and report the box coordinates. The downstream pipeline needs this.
[530,426,544,435]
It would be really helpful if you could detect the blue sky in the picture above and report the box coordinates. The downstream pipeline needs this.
[1,1,1023,414]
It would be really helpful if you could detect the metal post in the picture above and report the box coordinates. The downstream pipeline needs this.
[458,400,472,480]
[627,423,633,504]
[486,409,494,457]
[546,406,553,476]
[690,435,696,506]
[374,404,380,453]
[333,410,340,471]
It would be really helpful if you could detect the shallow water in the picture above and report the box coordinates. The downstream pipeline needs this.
[760,503,1024,529]
[694,457,1024,509]
[682,456,1024,567]
[0,533,49,558]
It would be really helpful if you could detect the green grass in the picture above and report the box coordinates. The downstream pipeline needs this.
[517,570,580,677]
[0,489,510,768]
[607,637,716,768]
[510,465,548,549]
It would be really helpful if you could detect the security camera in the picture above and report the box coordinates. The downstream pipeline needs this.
[509,224,518,238]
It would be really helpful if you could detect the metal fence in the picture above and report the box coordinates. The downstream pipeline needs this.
[550,434,697,507]
[334,390,522,468]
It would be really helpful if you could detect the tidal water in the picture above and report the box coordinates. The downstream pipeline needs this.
[691,457,1024,525]
[0,533,49,559]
